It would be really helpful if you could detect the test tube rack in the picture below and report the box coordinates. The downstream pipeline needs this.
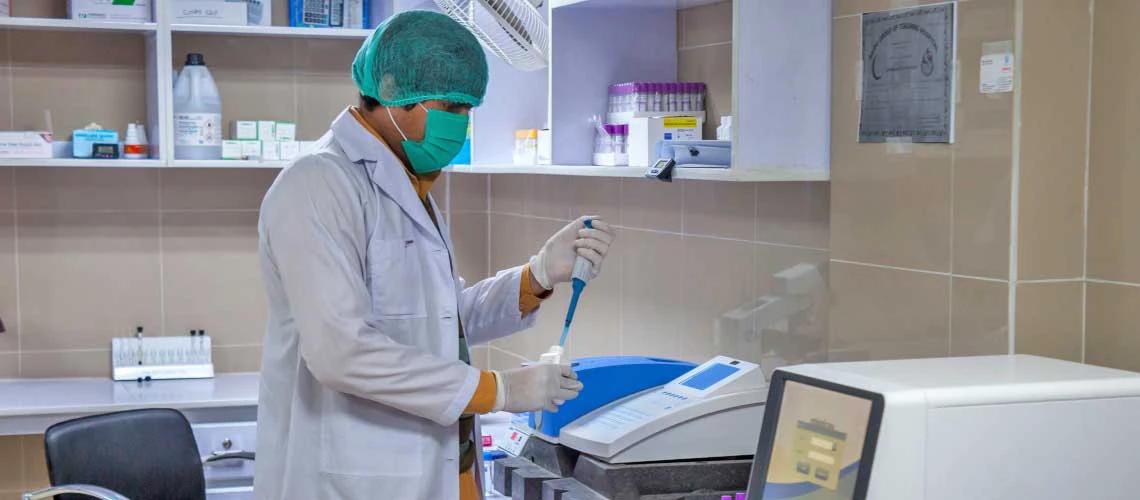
[111,332,215,382]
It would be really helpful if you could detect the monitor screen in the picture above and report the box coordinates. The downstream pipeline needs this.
[748,372,884,500]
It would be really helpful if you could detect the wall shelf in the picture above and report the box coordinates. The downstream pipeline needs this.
[0,17,157,33]
[169,160,287,169]
[170,24,372,39]
[448,163,828,182]
[0,159,165,168]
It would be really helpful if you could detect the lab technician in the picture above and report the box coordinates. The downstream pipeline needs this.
[254,10,615,500]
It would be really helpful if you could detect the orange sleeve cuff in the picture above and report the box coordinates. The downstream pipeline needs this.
[520,264,552,315]
[463,370,498,415]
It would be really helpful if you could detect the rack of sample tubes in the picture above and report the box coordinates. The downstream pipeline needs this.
[607,82,706,114]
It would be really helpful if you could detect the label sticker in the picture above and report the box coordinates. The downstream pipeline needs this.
[175,113,222,146]
[663,116,698,128]
[980,52,1014,94]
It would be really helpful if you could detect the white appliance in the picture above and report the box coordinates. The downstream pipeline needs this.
[747,355,1140,500]
[560,356,767,464]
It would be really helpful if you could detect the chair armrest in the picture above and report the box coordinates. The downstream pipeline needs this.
[22,484,131,500]
[203,450,256,465]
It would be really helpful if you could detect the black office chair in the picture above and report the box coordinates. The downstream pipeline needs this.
[22,408,254,500]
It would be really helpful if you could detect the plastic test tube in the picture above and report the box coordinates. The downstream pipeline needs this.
[696,82,706,111]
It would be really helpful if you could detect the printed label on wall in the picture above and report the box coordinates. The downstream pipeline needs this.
[980,52,1015,94]
[175,113,222,146]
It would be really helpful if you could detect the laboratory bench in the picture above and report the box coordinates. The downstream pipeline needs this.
[0,373,260,499]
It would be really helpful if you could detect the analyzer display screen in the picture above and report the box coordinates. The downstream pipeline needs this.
[679,363,739,390]
[749,374,883,500]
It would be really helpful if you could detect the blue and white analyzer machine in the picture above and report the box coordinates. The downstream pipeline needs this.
[558,356,768,463]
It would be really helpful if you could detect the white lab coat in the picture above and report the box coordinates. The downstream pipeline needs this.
[254,108,535,500]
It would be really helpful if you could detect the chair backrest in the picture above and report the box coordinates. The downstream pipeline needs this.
[43,408,206,500]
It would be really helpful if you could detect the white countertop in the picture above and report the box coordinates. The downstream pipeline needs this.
[0,373,260,435]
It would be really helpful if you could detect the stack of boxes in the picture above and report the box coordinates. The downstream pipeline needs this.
[225,120,299,161]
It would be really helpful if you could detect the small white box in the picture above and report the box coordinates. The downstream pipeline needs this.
[537,129,552,165]
[240,140,261,160]
[0,131,53,159]
[69,0,151,23]
[278,141,300,161]
[232,120,258,140]
[261,140,280,161]
[274,121,296,142]
[222,140,243,160]
[173,0,246,25]
[257,121,276,142]
[628,116,703,167]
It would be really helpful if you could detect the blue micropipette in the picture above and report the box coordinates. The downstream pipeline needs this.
[559,219,593,347]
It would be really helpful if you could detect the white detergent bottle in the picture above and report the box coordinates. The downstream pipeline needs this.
[173,53,222,160]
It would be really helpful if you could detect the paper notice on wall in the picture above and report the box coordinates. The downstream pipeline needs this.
[980,52,1014,94]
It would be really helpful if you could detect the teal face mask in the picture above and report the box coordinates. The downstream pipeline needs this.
[387,103,469,174]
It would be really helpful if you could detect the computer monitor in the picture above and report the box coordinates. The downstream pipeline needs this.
[747,371,885,500]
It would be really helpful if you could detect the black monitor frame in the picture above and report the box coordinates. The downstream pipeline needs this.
[747,370,886,500]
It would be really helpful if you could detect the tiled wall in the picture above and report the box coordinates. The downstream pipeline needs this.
[1085,0,1140,372]
[829,0,1016,360]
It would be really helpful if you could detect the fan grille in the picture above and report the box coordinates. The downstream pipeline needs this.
[435,0,550,71]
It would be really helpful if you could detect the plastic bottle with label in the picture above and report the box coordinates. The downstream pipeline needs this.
[173,53,222,160]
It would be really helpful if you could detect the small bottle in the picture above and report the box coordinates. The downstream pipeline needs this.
[123,123,148,159]
[681,83,692,111]
[668,83,678,112]
[695,82,706,111]
[717,116,733,141]
[736,493,746,500]
[651,83,661,112]
[636,82,647,112]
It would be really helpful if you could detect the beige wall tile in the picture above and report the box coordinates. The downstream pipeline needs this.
[755,245,831,365]
[1016,0,1091,280]
[1085,282,1140,372]
[678,43,731,139]
[295,73,357,141]
[0,169,12,210]
[0,34,13,132]
[172,35,297,133]
[21,350,108,378]
[621,230,685,360]
[567,177,621,226]
[161,169,277,211]
[0,353,17,378]
[0,436,19,491]
[294,38,359,74]
[12,0,67,18]
[489,175,529,215]
[833,0,951,18]
[11,32,145,134]
[470,346,490,371]
[447,173,488,214]
[681,237,755,363]
[21,435,46,489]
[527,176,572,221]
[162,211,266,346]
[488,213,534,273]
[830,16,953,272]
[0,212,15,354]
[950,277,1009,356]
[682,180,755,241]
[756,182,830,249]
[829,262,950,361]
[619,178,683,233]
[1014,282,1083,362]
[678,1,732,48]
[213,345,263,373]
[18,212,160,351]
[450,212,489,283]
[830,141,953,271]
[1088,0,1140,284]
[952,0,1015,280]
[15,168,159,211]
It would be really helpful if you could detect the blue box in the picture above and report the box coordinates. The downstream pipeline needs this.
[72,129,119,158]
[289,0,369,28]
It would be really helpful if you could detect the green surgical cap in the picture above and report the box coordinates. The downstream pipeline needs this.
[352,10,489,107]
